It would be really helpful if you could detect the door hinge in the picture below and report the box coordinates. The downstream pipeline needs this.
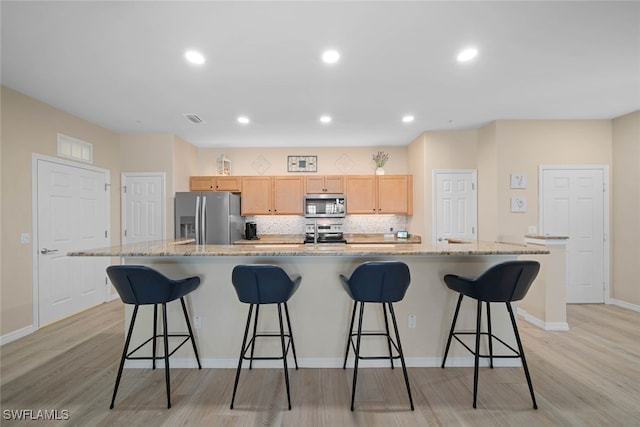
[472,182,475,190]
[104,183,111,191]
[105,230,108,238]
[472,226,475,234]
[122,185,127,193]
[124,229,127,237]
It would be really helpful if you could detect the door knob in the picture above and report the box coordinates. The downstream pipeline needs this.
[40,248,59,255]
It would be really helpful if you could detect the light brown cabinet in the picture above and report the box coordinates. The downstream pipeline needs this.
[345,176,377,214]
[189,176,242,192]
[345,175,412,215]
[305,175,344,194]
[214,176,242,192]
[241,176,304,215]
[377,175,412,214]
[189,176,216,191]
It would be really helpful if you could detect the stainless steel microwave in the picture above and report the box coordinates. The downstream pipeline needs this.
[304,194,346,218]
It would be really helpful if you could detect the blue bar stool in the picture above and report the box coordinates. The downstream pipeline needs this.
[230,264,302,410]
[106,265,201,409]
[340,261,414,411]
[441,260,540,409]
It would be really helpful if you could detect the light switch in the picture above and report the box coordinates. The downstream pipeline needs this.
[20,233,30,244]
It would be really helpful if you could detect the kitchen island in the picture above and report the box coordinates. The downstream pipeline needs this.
[69,240,549,368]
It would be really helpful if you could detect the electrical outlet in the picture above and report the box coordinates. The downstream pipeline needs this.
[528,226,537,234]
[20,233,30,244]
[193,316,202,329]
[408,314,416,329]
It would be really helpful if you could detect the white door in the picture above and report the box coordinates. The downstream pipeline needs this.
[541,166,607,303]
[433,170,477,243]
[121,173,165,244]
[35,156,110,326]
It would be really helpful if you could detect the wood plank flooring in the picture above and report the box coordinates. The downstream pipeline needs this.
[1,302,639,426]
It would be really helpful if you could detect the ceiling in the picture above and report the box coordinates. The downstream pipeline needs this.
[2,1,639,148]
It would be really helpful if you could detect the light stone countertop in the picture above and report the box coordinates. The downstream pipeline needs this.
[68,239,549,257]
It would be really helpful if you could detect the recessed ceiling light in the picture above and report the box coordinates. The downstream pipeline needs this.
[322,50,340,64]
[457,48,478,62]
[402,115,415,123]
[320,115,332,124]
[237,116,250,125]
[185,50,205,65]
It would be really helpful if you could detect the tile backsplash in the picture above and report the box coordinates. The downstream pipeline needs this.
[244,215,408,235]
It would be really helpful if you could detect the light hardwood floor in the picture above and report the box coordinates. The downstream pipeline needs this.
[1,302,639,426]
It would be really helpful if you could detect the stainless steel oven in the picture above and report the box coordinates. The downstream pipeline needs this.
[304,194,345,218]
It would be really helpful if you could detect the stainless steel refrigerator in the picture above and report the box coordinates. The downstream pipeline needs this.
[175,192,242,244]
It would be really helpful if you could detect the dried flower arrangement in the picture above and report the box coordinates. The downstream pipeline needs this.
[372,151,389,167]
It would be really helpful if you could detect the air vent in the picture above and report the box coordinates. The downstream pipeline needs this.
[184,114,205,124]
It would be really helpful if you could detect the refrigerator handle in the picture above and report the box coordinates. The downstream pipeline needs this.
[195,196,201,244]
[201,196,207,244]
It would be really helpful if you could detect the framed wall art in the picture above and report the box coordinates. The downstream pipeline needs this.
[287,155,317,172]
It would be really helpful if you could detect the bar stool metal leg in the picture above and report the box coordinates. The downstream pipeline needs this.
[110,305,139,409]
[230,304,254,409]
[382,303,394,369]
[277,303,292,410]
[441,294,464,368]
[152,304,158,370]
[343,302,358,369]
[388,303,414,410]
[486,302,494,369]
[162,303,171,409]
[473,300,482,409]
[180,297,202,369]
[249,305,260,370]
[350,301,366,411]
[506,302,538,409]
[284,302,299,369]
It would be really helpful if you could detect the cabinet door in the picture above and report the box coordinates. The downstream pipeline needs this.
[273,176,304,214]
[377,175,412,214]
[241,177,272,215]
[345,176,377,214]
[324,176,344,193]
[190,176,215,191]
[305,176,325,194]
[215,176,242,192]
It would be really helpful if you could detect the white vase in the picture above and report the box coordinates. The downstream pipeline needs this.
[375,167,385,175]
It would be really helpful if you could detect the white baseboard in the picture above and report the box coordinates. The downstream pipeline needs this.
[124,356,520,369]
[0,325,36,346]
[517,308,570,331]
[608,298,640,313]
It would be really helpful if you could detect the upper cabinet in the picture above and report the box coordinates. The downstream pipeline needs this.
[273,176,304,214]
[345,175,413,215]
[305,175,344,194]
[189,176,242,192]
[377,175,412,215]
[344,176,377,214]
[241,176,304,215]
[191,174,412,216]
[214,176,242,192]
[189,176,216,191]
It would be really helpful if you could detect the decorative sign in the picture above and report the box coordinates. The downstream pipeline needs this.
[510,174,527,189]
[511,197,527,212]
[287,155,317,172]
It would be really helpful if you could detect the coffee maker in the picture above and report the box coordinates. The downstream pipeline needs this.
[245,222,258,240]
